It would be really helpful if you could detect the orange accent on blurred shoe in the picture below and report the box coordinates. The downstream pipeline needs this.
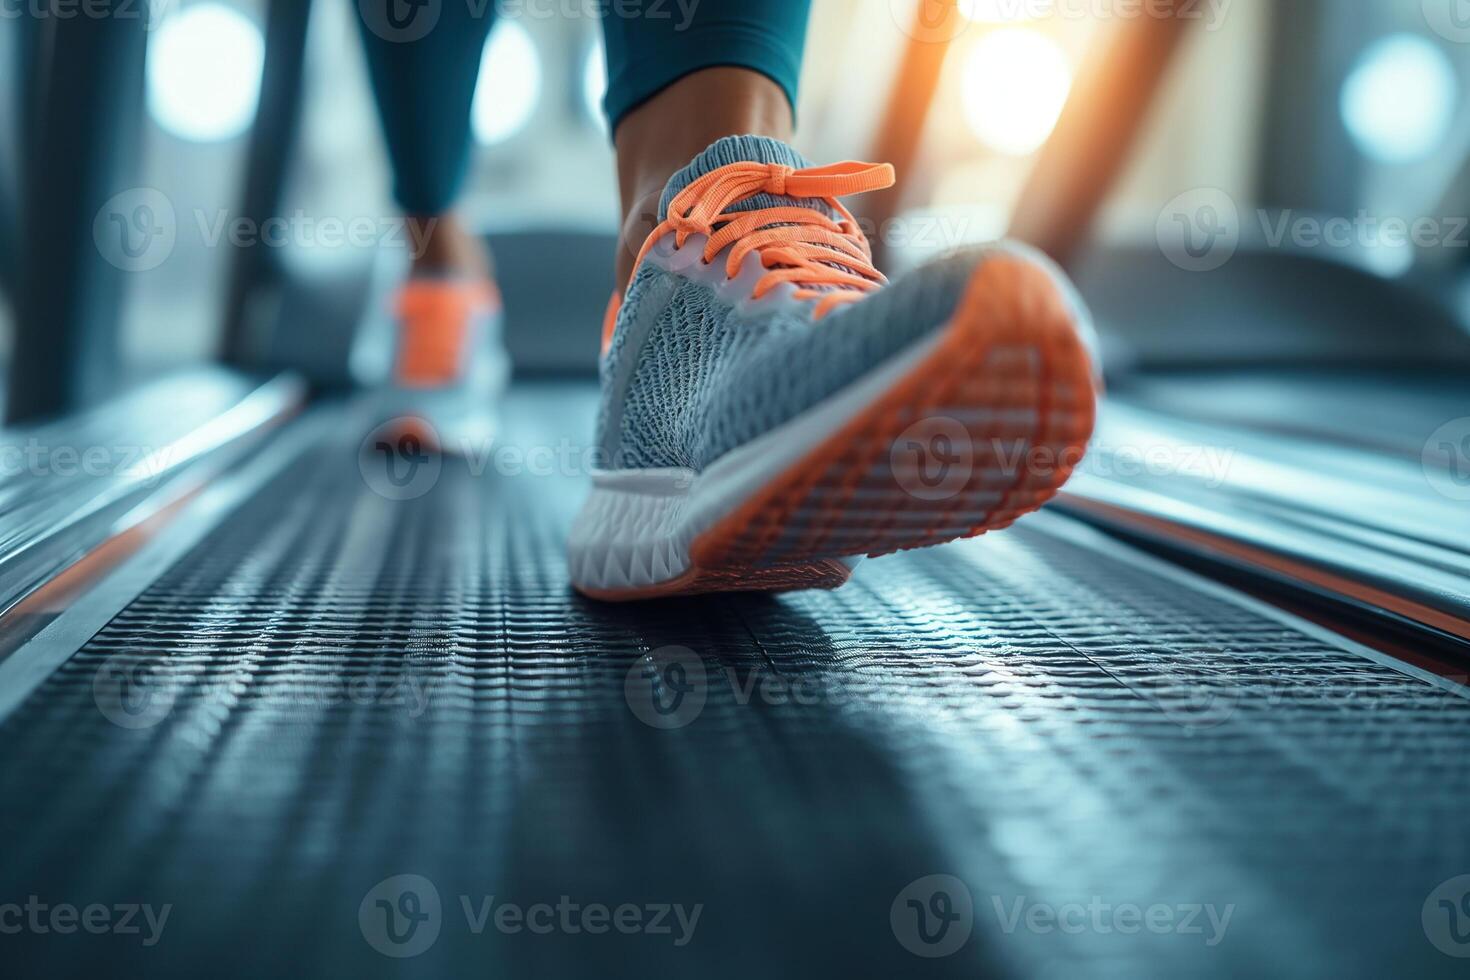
[394,279,502,388]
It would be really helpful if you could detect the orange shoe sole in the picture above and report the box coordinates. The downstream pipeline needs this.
[573,256,1098,601]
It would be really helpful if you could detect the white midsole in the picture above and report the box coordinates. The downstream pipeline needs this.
[567,326,951,592]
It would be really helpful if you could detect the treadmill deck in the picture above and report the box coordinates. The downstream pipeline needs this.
[2,385,1467,978]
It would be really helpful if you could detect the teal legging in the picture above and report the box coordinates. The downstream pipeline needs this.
[357,0,811,215]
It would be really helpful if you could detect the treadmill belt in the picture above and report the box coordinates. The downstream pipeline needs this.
[2,386,1467,979]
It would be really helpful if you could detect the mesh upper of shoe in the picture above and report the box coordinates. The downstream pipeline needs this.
[596,136,1084,473]
[600,248,989,471]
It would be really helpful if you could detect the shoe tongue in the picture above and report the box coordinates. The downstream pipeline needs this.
[658,135,837,221]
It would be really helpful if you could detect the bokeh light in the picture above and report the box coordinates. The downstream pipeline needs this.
[584,42,608,133]
[961,28,1072,156]
[1340,34,1457,164]
[146,3,265,142]
[472,21,543,146]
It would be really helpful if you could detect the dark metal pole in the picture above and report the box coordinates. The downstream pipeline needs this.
[6,2,149,424]
[0,18,24,304]
[0,155,14,306]
[1255,0,1364,216]
[219,0,314,368]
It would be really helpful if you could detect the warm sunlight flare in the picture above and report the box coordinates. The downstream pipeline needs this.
[961,27,1073,155]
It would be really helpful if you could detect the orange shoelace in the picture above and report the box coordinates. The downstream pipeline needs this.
[635,160,897,318]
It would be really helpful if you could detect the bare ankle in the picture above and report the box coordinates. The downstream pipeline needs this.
[612,68,794,290]
[406,214,492,280]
